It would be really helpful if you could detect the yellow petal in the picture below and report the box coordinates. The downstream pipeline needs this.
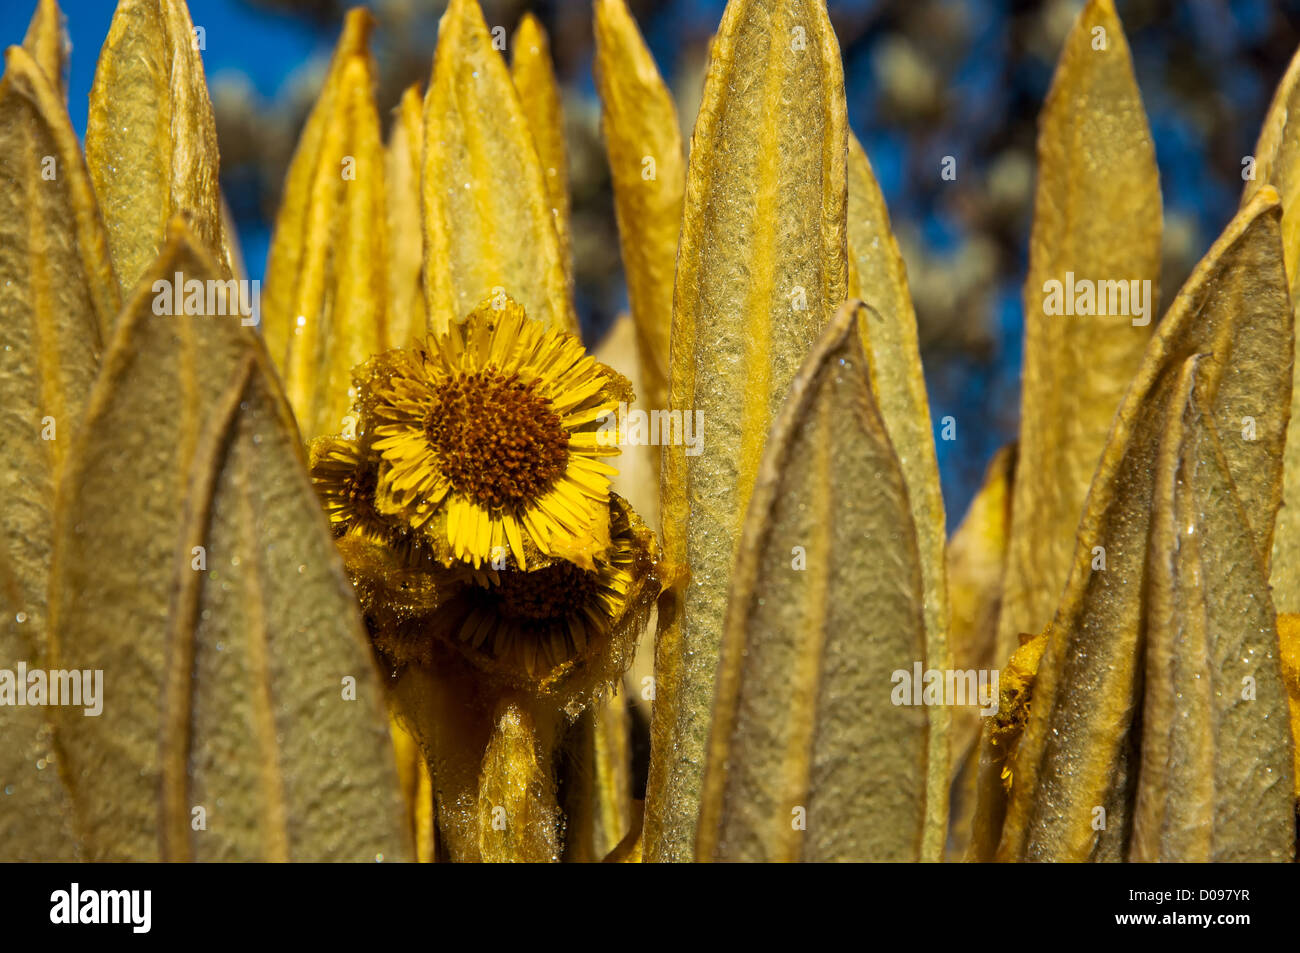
[86,0,226,292]
[502,513,526,570]
[423,0,574,336]
[996,0,1162,667]
[646,0,848,863]
[697,302,937,861]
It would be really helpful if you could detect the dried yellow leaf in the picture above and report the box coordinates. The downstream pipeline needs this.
[562,695,632,861]
[385,84,426,349]
[1246,48,1300,612]
[697,302,935,861]
[846,135,951,860]
[476,699,561,863]
[50,224,410,861]
[996,0,1161,666]
[512,14,572,289]
[945,445,1016,860]
[964,626,1046,861]
[646,0,848,862]
[594,0,686,412]
[1277,613,1300,801]
[1131,357,1294,862]
[262,10,387,440]
[423,0,574,336]
[85,0,225,292]
[947,445,1015,767]
[21,0,67,102]
[0,44,118,861]
[159,357,411,861]
[997,188,1292,861]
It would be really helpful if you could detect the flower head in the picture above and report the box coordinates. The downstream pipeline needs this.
[359,295,632,571]
[369,495,660,712]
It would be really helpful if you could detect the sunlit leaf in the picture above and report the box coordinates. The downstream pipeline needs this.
[594,0,685,412]
[50,224,411,861]
[646,0,848,862]
[85,0,225,292]
[1130,357,1294,862]
[384,84,426,350]
[390,713,438,862]
[996,0,1161,666]
[422,0,574,336]
[512,14,572,291]
[1246,47,1300,613]
[21,0,67,102]
[944,444,1015,860]
[697,302,933,861]
[262,9,387,440]
[593,315,659,726]
[1277,613,1300,801]
[846,133,951,859]
[0,44,118,861]
[994,189,1292,861]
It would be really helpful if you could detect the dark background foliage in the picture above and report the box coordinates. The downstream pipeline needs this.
[7,0,1300,518]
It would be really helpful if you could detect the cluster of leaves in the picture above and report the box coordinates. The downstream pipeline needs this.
[3,0,1299,863]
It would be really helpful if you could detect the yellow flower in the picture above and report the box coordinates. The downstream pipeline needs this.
[373,496,659,711]
[309,436,387,540]
[361,296,632,572]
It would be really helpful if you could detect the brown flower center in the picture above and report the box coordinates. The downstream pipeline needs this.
[344,461,379,511]
[425,369,569,509]
[492,562,600,623]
